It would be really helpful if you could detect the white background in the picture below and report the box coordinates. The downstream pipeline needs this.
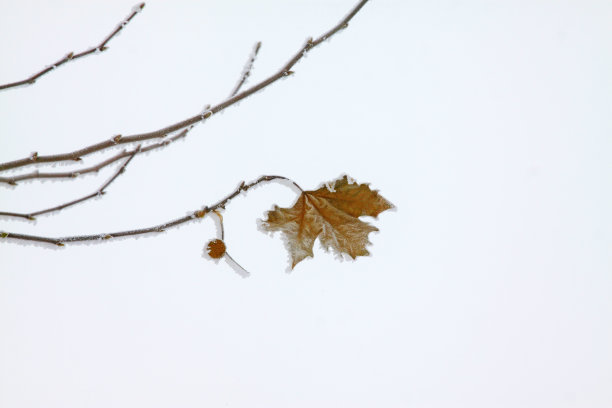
[1,0,611,407]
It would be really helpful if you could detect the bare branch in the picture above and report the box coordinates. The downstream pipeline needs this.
[0,147,140,221]
[0,175,298,246]
[229,42,262,98]
[0,3,145,91]
[0,127,191,185]
[0,0,370,173]
[1,150,129,185]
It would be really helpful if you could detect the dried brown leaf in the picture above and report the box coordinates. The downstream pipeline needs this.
[261,175,393,268]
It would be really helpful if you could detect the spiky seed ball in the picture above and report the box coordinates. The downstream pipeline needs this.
[206,239,226,259]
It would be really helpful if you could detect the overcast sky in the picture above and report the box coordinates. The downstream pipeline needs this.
[1,0,611,407]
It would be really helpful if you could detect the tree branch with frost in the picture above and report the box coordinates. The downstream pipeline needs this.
[1,173,394,271]
[0,1,395,272]
[0,35,263,216]
[0,128,191,186]
[0,39,262,186]
[0,0,369,174]
[0,3,145,91]
[0,36,263,186]
[0,147,140,221]
[0,36,263,219]
[0,175,300,246]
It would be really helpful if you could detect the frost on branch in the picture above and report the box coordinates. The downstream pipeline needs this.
[261,175,393,268]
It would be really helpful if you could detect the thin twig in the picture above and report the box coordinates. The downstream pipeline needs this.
[0,127,190,185]
[0,175,297,246]
[0,146,140,221]
[229,42,262,98]
[0,0,369,173]
[0,3,145,91]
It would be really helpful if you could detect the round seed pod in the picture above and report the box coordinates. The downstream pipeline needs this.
[206,239,226,259]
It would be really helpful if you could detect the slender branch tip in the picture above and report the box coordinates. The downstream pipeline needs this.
[0,2,145,91]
